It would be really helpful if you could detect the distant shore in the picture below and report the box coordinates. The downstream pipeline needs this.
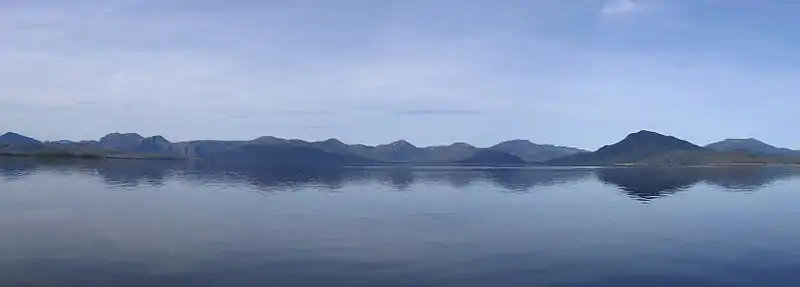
[3,152,799,168]
[0,152,183,161]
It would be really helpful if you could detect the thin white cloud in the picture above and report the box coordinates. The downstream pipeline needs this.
[601,0,640,16]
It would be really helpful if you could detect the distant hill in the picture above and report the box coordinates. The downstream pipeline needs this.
[368,140,426,162]
[204,144,378,167]
[134,136,181,156]
[423,143,480,163]
[1,132,113,158]
[309,139,505,164]
[548,130,704,166]
[456,150,526,165]
[0,132,44,154]
[0,132,41,146]
[98,133,145,150]
[547,131,800,166]
[96,133,183,157]
[706,138,800,157]
[490,140,587,162]
[309,138,355,155]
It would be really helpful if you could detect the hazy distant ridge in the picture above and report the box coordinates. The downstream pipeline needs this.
[0,132,587,166]
[3,130,800,166]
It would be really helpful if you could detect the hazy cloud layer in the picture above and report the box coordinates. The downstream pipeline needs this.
[2,0,799,150]
[601,0,640,15]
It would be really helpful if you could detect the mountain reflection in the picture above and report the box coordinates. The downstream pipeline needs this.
[482,168,593,192]
[0,157,39,180]
[598,168,703,201]
[2,157,800,201]
[598,166,800,201]
[0,157,187,187]
[0,158,594,192]
[375,168,415,190]
[208,167,595,193]
[700,167,799,191]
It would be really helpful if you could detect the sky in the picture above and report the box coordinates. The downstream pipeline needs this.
[2,0,800,150]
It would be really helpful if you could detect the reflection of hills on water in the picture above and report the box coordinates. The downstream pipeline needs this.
[373,168,415,190]
[597,168,702,202]
[187,165,360,191]
[198,167,594,193]
[362,168,594,192]
[0,158,593,193]
[4,158,799,199]
[93,160,187,187]
[700,167,800,191]
[482,168,594,192]
[0,157,40,180]
[598,167,800,202]
[0,157,187,186]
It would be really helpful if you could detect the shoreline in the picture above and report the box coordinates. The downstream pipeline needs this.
[3,153,799,168]
[0,152,184,161]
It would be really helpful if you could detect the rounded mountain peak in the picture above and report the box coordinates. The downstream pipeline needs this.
[322,138,346,145]
[629,130,663,137]
[450,142,474,148]
[0,132,41,144]
[389,140,416,148]
[147,135,171,142]
[732,138,764,143]
[611,130,700,151]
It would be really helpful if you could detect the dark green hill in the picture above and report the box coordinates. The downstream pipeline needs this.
[548,130,703,166]
[205,144,379,167]
[456,150,526,165]
[0,132,41,146]
[706,138,800,157]
[490,140,587,162]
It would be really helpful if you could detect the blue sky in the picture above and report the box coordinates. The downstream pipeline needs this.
[1,0,799,150]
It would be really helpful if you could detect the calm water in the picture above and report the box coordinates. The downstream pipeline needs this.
[3,158,800,286]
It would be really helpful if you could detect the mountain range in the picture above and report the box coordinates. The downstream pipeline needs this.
[0,132,586,166]
[2,130,800,166]
[705,138,800,157]
[547,130,704,165]
[547,130,800,166]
